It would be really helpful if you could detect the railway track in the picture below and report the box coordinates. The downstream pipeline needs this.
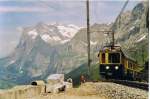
[104,79,149,91]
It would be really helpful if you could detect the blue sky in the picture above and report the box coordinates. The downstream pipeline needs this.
[0,0,140,58]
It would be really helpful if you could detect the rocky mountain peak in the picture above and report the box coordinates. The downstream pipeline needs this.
[19,23,81,45]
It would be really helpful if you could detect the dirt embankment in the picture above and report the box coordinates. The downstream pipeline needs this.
[0,82,148,99]
[31,82,148,99]
[31,82,106,99]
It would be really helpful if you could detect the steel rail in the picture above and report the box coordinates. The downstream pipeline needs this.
[105,79,149,91]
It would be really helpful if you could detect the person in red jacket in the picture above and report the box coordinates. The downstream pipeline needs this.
[80,74,85,84]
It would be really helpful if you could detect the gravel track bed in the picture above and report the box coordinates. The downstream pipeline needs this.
[93,82,148,99]
[31,82,148,99]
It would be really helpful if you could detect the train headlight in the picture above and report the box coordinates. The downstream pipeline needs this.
[106,66,110,70]
[115,66,119,70]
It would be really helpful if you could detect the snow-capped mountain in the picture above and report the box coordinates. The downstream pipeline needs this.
[0,23,81,86]
[24,23,80,44]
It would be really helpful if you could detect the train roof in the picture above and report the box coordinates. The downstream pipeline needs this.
[100,46,121,52]
[100,46,137,62]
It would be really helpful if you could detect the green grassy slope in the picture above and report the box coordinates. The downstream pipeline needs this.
[0,80,16,89]
[65,63,100,86]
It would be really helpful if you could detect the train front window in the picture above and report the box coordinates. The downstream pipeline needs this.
[109,53,120,63]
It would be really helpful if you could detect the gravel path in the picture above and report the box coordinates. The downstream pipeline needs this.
[93,82,148,99]
[30,82,148,99]
[30,93,103,99]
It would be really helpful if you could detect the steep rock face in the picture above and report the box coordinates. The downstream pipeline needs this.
[60,24,111,71]
[0,23,80,84]
[114,2,149,64]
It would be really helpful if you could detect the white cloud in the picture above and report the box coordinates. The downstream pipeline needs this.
[0,6,49,13]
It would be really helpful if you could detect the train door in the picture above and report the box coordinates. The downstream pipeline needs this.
[126,61,134,80]
[102,53,105,63]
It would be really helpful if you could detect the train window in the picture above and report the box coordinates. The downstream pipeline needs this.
[102,53,105,63]
[109,53,120,63]
[128,62,132,68]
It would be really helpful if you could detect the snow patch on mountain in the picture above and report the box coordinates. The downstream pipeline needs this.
[26,23,80,44]
[61,39,70,44]
[68,24,80,30]
[90,41,97,45]
[5,60,16,67]
[57,25,79,38]
[41,34,52,42]
[136,34,146,43]
[52,36,61,41]
[129,26,135,31]
[41,34,62,43]
[80,41,97,46]
[28,29,38,39]
[81,41,87,46]
[10,60,15,64]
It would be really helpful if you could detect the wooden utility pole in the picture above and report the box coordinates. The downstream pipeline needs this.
[86,0,91,76]
[111,31,115,48]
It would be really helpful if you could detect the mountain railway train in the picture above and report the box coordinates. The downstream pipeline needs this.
[98,46,144,80]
